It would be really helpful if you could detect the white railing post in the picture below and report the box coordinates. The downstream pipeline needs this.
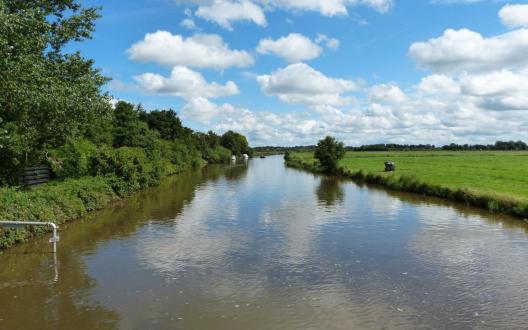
[0,221,59,253]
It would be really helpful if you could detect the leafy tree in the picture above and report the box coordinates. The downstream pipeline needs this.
[194,131,231,163]
[112,101,158,148]
[220,130,252,156]
[139,109,185,141]
[205,130,221,148]
[0,0,112,180]
[314,136,345,173]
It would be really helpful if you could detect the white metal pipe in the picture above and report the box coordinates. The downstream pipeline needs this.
[0,221,59,253]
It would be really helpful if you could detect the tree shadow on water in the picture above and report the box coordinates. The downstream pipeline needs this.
[316,176,345,208]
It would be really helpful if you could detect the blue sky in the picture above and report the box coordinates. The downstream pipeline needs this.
[73,0,528,146]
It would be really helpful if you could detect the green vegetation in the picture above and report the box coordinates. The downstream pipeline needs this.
[314,136,345,173]
[257,140,528,155]
[286,151,528,218]
[0,0,110,182]
[0,177,117,249]
[0,0,251,250]
[220,130,253,157]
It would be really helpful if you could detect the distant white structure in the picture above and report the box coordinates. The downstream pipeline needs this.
[231,155,236,161]
[242,154,249,160]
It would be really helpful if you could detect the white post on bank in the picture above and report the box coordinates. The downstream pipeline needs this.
[0,221,59,253]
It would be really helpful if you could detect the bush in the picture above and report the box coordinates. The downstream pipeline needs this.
[202,145,232,163]
[51,139,98,179]
[88,146,165,196]
[314,136,345,173]
[167,140,203,170]
[49,136,205,197]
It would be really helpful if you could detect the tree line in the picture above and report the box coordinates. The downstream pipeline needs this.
[0,0,251,186]
[258,140,528,154]
[440,141,528,151]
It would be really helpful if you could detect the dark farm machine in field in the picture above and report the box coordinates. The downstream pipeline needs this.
[385,161,396,172]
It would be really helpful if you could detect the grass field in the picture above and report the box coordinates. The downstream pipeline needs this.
[288,151,528,217]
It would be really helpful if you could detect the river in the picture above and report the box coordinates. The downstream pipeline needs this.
[1,156,528,329]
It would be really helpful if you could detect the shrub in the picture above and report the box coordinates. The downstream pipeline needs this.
[51,139,98,179]
[202,145,232,163]
[88,146,166,196]
[49,136,205,197]
[167,140,203,171]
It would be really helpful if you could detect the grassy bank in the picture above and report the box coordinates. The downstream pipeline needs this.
[286,151,528,219]
[0,142,204,250]
[0,177,118,249]
[0,163,201,250]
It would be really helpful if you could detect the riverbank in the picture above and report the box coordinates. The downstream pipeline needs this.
[0,163,202,250]
[286,151,528,219]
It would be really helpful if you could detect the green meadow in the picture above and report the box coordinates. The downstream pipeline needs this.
[289,151,528,216]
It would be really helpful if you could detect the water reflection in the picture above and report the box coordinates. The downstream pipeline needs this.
[0,169,208,330]
[1,156,528,329]
[224,162,249,181]
[203,162,249,183]
[405,205,528,328]
[316,177,345,208]
[0,246,120,329]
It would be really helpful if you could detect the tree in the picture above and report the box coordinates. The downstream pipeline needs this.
[0,0,112,180]
[220,130,252,156]
[205,131,221,148]
[139,109,185,141]
[112,101,158,148]
[314,136,345,173]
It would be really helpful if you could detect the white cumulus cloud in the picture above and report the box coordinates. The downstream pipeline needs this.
[181,69,528,146]
[459,70,528,111]
[181,97,238,123]
[316,34,340,50]
[127,31,254,70]
[416,74,460,95]
[499,4,528,29]
[262,0,393,15]
[179,0,393,21]
[257,63,361,106]
[180,18,197,29]
[430,0,482,4]
[409,28,528,74]
[195,0,267,30]
[131,3,528,147]
[134,66,239,99]
[369,84,407,103]
[257,33,323,62]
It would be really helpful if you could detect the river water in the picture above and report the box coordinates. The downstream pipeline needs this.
[1,156,528,329]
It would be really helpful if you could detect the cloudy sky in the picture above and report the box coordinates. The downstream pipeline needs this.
[77,0,528,146]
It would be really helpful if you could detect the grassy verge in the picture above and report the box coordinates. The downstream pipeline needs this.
[0,177,118,249]
[286,151,528,219]
[0,159,202,250]
[0,135,236,250]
